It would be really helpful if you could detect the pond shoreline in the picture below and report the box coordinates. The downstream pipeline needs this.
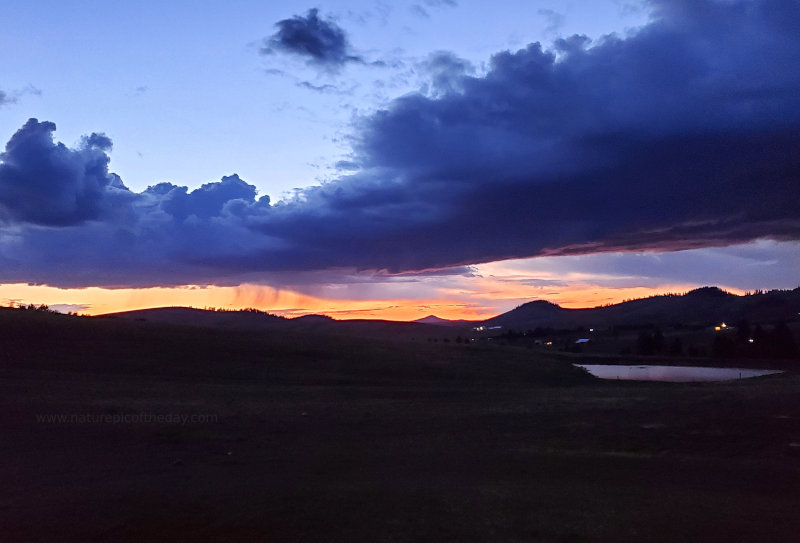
[575,363,784,382]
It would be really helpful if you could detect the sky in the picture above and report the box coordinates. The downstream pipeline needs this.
[0,0,798,320]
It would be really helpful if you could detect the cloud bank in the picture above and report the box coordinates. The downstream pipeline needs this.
[1,0,799,288]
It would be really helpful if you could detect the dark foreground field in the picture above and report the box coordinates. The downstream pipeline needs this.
[2,309,799,542]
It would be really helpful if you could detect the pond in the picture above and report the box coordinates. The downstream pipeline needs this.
[574,364,784,382]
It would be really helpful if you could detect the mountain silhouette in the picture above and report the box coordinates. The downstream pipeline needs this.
[100,287,800,333]
[483,287,800,330]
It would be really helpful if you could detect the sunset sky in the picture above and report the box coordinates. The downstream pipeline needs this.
[1,0,798,320]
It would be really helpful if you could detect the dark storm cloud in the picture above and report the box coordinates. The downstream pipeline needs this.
[0,90,12,107]
[266,0,800,272]
[331,0,800,268]
[261,8,363,70]
[0,119,131,226]
[143,174,266,221]
[1,0,799,288]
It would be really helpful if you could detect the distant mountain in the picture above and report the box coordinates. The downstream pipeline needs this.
[484,301,563,328]
[414,315,476,327]
[483,287,800,330]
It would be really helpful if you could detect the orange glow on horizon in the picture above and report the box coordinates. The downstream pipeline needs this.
[0,281,748,322]
[0,282,494,321]
[543,284,746,309]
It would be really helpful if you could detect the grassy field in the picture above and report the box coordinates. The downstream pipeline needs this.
[2,309,799,542]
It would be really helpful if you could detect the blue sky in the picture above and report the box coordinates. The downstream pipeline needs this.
[0,0,798,318]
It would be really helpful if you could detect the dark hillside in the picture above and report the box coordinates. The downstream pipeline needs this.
[103,306,286,330]
[485,287,800,330]
[0,307,587,386]
[104,307,446,341]
[3,306,800,542]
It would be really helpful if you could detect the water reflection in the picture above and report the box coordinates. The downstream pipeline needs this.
[575,364,784,382]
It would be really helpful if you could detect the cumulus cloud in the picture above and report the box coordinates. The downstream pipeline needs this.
[261,8,363,70]
[0,120,276,287]
[0,119,130,226]
[1,0,799,288]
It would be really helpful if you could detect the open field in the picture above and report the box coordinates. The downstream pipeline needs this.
[2,310,799,542]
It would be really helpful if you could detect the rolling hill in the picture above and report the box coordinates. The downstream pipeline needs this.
[483,287,800,330]
[101,306,441,340]
[413,315,477,327]
[98,287,800,336]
